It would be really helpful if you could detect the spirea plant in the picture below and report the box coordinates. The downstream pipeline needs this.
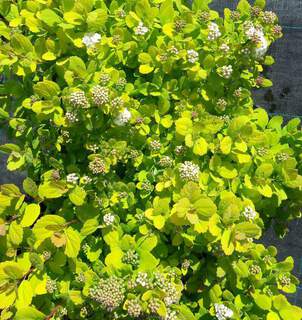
[0,0,302,319]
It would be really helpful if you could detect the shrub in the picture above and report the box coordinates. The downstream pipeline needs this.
[0,0,301,319]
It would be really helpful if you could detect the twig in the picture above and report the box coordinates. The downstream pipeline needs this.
[45,304,62,320]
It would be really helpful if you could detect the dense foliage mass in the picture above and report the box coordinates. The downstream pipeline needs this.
[0,0,302,319]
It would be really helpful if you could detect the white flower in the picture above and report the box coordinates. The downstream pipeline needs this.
[242,206,257,220]
[255,33,268,58]
[67,173,79,184]
[214,303,233,320]
[82,33,101,48]
[220,65,233,79]
[103,213,115,226]
[208,22,221,40]
[113,108,131,126]
[81,175,92,184]
[135,22,149,36]
[220,43,230,53]
[179,161,200,182]
[187,49,199,63]
[135,272,149,288]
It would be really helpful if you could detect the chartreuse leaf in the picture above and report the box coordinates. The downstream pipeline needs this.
[0,289,16,309]
[235,222,261,238]
[175,117,193,136]
[139,64,154,74]
[64,227,81,258]
[209,284,222,302]
[220,136,232,154]
[37,9,62,27]
[23,177,38,198]
[221,229,234,255]
[69,186,86,206]
[10,33,33,53]
[193,137,208,156]
[252,292,272,310]
[15,307,45,320]
[15,280,33,309]
[33,80,60,100]
[87,9,108,31]
[174,305,196,320]
[267,312,280,320]
[237,0,250,13]
[38,181,67,199]
[21,203,40,227]
[254,0,266,9]
[8,221,23,245]
[105,247,124,270]
[279,306,302,320]
[159,0,174,24]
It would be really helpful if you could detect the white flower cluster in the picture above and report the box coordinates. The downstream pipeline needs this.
[103,213,115,226]
[220,43,230,53]
[242,206,257,220]
[114,108,131,126]
[164,309,179,320]
[179,161,200,182]
[220,65,233,79]
[214,303,233,320]
[208,22,221,40]
[135,272,150,288]
[187,49,199,63]
[82,33,101,48]
[67,173,79,184]
[65,111,79,123]
[244,23,268,58]
[135,22,149,35]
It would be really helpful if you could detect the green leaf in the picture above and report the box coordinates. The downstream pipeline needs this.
[37,9,62,27]
[105,247,124,270]
[159,0,174,24]
[10,33,33,53]
[33,80,60,100]
[81,218,99,236]
[174,305,196,320]
[15,307,45,320]
[68,56,87,79]
[195,196,217,219]
[7,152,25,171]
[137,249,159,271]
[64,227,81,258]
[254,0,266,9]
[237,0,250,13]
[218,163,238,179]
[192,0,212,11]
[38,181,67,199]
[69,186,86,206]
[87,9,108,31]
[23,178,38,198]
[253,292,272,310]
[3,262,24,279]
[8,221,23,245]
[209,284,222,303]
[236,222,261,238]
[21,203,40,227]
[15,280,33,309]
[279,306,302,320]
[193,137,208,156]
[221,229,234,255]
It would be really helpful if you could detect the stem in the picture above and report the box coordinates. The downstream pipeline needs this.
[45,304,62,320]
